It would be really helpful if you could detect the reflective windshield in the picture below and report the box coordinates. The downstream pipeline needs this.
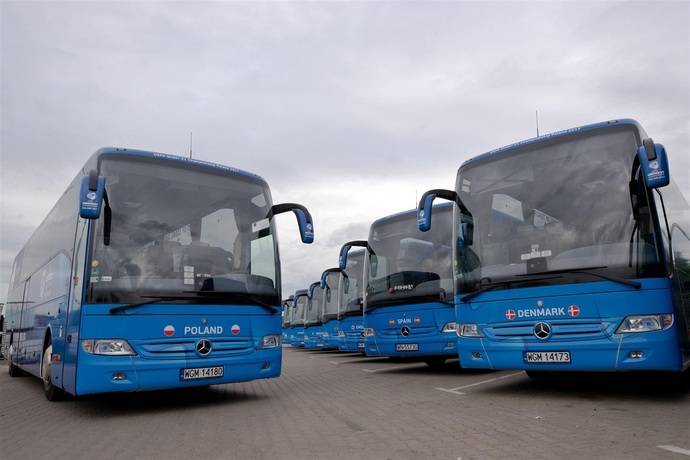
[323,275,341,318]
[292,295,308,326]
[342,250,365,314]
[89,156,279,305]
[366,206,453,309]
[455,125,662,291]
[306,287,324,324]
[282,299,294,326]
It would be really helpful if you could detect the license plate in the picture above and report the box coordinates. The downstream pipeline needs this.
[357,342,365,348]
[524,351,571,364]
[180,366,224,381]
[396,343,419,352]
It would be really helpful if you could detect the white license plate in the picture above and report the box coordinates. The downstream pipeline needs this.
[180,366,224,381]
[357,342,365,348]
[524,351,571,364]
[396,343,419,352]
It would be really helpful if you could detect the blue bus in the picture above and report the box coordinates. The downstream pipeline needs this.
[320,268,345,350]
[336,249,366,352]
[418,119,690,375]
[288,289,308,347]
[340,205,457,367]
[303,282,325,349]
[281,296,294,344]
[4,147,314,400]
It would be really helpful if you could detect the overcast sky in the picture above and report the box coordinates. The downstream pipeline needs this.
[1,0,689,299]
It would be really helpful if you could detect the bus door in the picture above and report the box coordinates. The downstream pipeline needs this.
[60,217,90,394]
[13,278,32,365]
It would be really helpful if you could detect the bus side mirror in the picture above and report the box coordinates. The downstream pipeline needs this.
[79,170,105,219]
[339,240,369,270]
[638,139,670,189]
[417,189,458,232]
[269,203,314,244]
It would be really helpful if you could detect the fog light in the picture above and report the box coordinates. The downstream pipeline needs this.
[471,352,482,359]
[629,350,644,359]
[112,372,127,381]
[446,342,455,348]
[261,361,271,370]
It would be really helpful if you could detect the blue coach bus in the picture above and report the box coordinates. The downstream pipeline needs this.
[288,289,308,347]
[320,268,344,350]
[281,295,294,344]
[341,205,457,367]
[336,249,366,352]
[303,282,325,349]
[418,119,690,375]
[4,147,314,400]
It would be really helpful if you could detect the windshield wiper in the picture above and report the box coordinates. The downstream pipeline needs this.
[517,266,642,289]
[460,275,563,303]
[366,292,453,312]
[183,290,279,313]
[110,295,199,314]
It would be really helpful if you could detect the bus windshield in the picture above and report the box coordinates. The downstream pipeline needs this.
[292,295,308,326]
[282,299,294,326]
[366,207,453,309]
[306,288,324,325]
[342,250,364,314]
[323,275,341,319]
[89,156,279,305]
[455,126,663,292]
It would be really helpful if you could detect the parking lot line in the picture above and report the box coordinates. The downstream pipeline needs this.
[435,372,524,395]
[362,364,425,373]
[658,445,690,456]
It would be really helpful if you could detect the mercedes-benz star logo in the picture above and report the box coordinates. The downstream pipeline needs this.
[401,326,410,337]
[534,322,551,340]
[196,339,212,356]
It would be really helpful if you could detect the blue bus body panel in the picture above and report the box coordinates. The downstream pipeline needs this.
[456,278,683,371]
[363,302,456,357]
[75,304,281,395]
[339,316,365,352]
[288,326,305,347]
[303,326,324,349]
[322,319,341,350]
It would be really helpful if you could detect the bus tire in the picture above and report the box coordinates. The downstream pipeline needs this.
[8,360,24,377]
[424,357,448,369]
[41,345,64,401]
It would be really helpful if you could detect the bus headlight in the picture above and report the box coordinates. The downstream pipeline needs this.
[82,339,136,356]
[322,332,330,337]
[363,327,375,337]
[616,314,673,334]
[458,324,484,338]
[442,322,457,333]
[337,330,345,337]
[261,335,281,348]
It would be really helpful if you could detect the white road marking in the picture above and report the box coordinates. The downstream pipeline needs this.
[328,360,340,365]
[362,364,425,373]
[435,372,523,395]
[658,445,690,456]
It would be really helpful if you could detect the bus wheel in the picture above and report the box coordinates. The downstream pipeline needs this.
[424,357,448,369]
[8,360,24,377]
[41,346,64,401]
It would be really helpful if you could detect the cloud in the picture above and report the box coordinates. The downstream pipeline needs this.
[1,1,689,299]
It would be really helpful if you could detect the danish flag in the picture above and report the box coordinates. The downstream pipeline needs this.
[505,309,516,321]
[568,305,580,317]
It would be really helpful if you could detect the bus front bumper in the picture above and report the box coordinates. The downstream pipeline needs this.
[458,329,683,371]
[75,347,282,395]
[365,334,457,358]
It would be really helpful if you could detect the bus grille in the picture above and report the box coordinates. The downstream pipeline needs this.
[487,321,612,341]
[135,338,254,359]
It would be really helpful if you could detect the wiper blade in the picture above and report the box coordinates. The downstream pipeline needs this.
[460,275,563,303]
[110,295,198,314]
[517,266,641,289]
[365,293,453,312]
[183,290,279,313]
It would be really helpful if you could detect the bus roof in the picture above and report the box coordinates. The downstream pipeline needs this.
[90,147,269,186]
[459,118,645,170]
[372,202,453,227]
